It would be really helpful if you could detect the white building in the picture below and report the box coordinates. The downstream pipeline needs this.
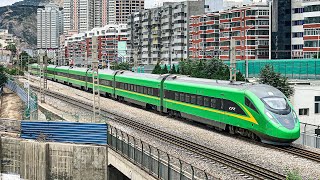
[0,29,14,47]
[290,81,320,125]
[37,3,63,49]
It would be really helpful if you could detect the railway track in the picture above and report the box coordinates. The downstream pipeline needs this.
[273,146,320,163]
[30,84,286,179]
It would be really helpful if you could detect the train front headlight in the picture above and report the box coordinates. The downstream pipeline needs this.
[265,109,279,124]
[292,110,298,124]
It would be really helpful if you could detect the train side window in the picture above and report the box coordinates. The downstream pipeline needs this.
[131,85,134,91]
[204,97,210,107]
[180,93,185,102]
[175,92,180,101]
[125,83,128,90]
[133,85,137,92]
[197,96,204,106]
[185,94,190,103]
[211,98,221,109]
[120,83,124,89]
[144,87,148,94]
[153,88,159,97]
[245,97,259,113]
[148,88,153,95]
[138,86,142,93]
[191,95,196,104]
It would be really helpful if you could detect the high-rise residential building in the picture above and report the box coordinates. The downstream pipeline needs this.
[301,0,320,59]
[37,3,63,49]
[107,0,144,24]
[290,0,320,59]
[291,0,304,59]
[127,0,205,65]
[219,3,270,61]
[63,0,108,34]
[189,13,220,60]
[271,0,292,59]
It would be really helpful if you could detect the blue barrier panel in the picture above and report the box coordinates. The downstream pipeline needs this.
[21,121,107,145]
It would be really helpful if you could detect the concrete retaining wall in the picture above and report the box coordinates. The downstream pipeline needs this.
[0,137,107,180]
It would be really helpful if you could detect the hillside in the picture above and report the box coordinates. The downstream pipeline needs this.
[0,0,63,48]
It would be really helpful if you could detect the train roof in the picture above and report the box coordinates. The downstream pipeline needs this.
[69,67,87,72]
[98,69,115,75]
[165,75,252,90]
[56,66,70,70]
[166,75,286,98]
[118,71,164,80]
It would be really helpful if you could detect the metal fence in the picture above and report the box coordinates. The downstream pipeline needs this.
[225,59,320,80]
[5,79,37,119]
[108,125,216,180]
[294,122,320,148]
[21,121,108,145]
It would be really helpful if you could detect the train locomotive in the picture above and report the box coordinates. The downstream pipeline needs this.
[30,64,300,145]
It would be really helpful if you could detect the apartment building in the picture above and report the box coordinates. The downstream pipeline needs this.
[37,3,63,49]
[271,0,292,59]
[290,0,320,59]
[189,13,220,60]
[0,29,14,47]
[107,0,144,24]
[127,0,205,65]
[219,3,270,61]
[302,0,320,58]
[65,24,128,66]
[63,0,108,34]
[291,0,304,59]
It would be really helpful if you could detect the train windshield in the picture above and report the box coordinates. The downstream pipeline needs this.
[262,97,287,110]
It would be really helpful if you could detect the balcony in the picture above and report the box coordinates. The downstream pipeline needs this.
[173,7,184,14]
[152,53,160,58]
[162,24,171,30]
[142,53,150,59]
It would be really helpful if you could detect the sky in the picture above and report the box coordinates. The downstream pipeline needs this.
[0,0,22,7]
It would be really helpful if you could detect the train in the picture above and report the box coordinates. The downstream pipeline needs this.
[30,64,300,145]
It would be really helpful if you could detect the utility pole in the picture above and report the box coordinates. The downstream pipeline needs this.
[230,38,237,82]
[39,50,48,103]
[92,36,100,122]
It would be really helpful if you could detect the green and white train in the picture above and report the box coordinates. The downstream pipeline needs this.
[30,64,300,145]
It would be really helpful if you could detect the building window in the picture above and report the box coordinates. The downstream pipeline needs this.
[315,96,320,114]
[299,108,309,115]
[292,20,304,26]
[292,32,303,38]
[293,8,304,13]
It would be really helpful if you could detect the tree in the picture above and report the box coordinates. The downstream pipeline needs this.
[152,62,162,74]
[112,62,130,70]
[259,65,294,97]
[0,65,8,88]
[18,51,32,70]
[161,64,168,74]
[170,64,177,74]
[5,43,17,63]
